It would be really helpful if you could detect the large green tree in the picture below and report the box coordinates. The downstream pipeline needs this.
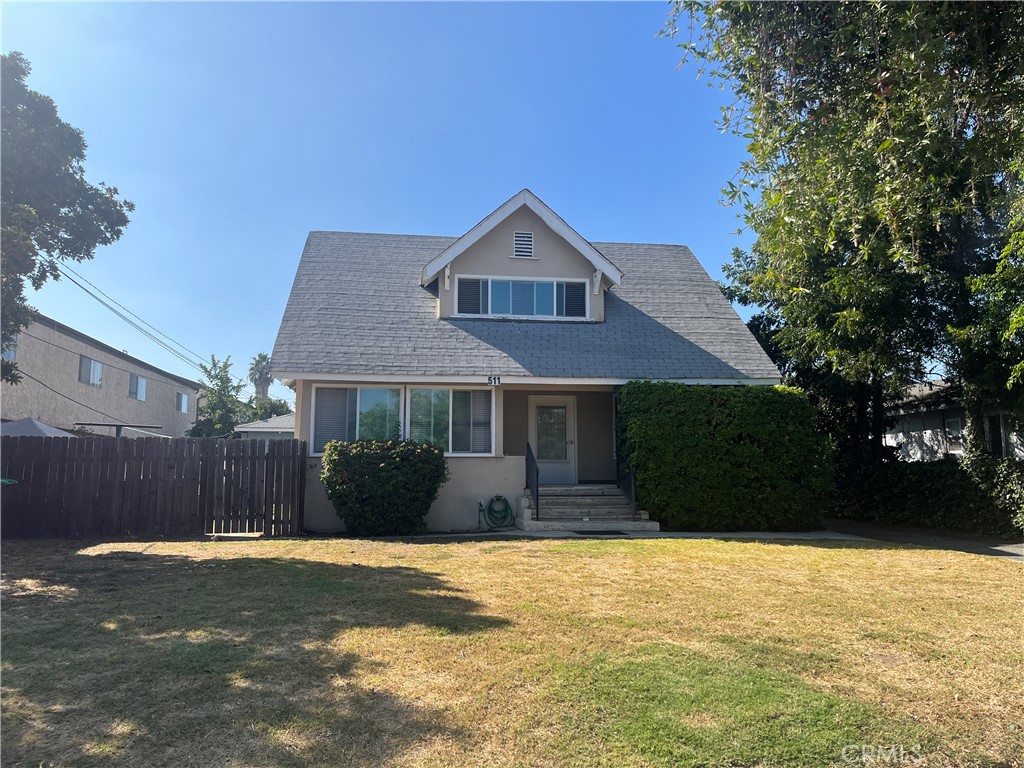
[670,1,1024,460]
[1,52,134,383]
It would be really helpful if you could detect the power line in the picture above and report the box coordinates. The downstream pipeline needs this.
[52,265,262,400]
[20,330,195,388]
[18,369,136,426]
[59,261,208,365]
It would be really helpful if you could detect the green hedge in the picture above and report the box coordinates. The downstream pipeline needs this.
[834,455,1024,537]
[320,439,449,536]
[617,382,833,531]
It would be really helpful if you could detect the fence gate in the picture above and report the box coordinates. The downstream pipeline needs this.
[0,436,306,538]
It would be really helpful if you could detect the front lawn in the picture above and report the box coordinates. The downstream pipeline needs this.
[2,537,1021,767]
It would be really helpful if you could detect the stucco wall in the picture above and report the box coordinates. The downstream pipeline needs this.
[439,206,605,320]
[503,389,616,483]
[1,319,199,436]
[303,455,525,533]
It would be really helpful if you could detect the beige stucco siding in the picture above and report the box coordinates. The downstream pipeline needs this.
[503,388,616,484]
[1,319,199,437]
[303,454,525,533]
[439,206,605,320]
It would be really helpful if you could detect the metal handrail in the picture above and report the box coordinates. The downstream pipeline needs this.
[525,442,540,520]
[617,456,638,519]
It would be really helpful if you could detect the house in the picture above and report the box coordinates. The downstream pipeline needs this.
[271,190,780,532]
[1,314,202,437]
[883,379,1023,461]
[235,413,295,441]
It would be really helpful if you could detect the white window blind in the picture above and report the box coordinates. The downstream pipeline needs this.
[78,355,102,387]
[451,390,491,453]
[313,387,357,453]
[129,374,147,401]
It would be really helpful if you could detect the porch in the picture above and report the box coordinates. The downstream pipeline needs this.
[501,387,659,532]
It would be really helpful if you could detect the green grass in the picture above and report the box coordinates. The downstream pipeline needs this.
[555,644,934,767]
[2,537,1021,767]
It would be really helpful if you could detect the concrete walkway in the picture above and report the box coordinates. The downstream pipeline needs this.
[824,518,1024,561]
[404,528,867,543]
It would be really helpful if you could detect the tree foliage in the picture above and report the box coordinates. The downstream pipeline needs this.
[1,52,134,383]
[189,355,293,437]
[668,1,1024,461]
[188,356,247,438]
[248,352,273,399]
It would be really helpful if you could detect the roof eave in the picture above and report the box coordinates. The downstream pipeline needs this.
[420,189,623,287]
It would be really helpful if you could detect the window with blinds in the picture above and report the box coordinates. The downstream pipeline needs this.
[313,387,357,453]
[457,278,586,318]
[450,390,492,453]
[78,355,103,387]
[129,373,147,401]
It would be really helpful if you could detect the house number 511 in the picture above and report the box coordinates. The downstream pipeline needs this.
[487,376,501,386]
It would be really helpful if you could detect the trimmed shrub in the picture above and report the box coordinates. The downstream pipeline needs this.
[833,455,1024,538]
[617,382,833,531]
[321,439,449,536]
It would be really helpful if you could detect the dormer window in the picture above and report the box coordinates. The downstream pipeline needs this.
[512,231,534,259]
[456,277,587,319]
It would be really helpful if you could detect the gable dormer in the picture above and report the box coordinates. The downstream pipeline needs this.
[422,190,622,322]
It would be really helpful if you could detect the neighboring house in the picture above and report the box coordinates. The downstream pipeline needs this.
[883,379,1023,461]
[272,190,780,532]
[1,314,202,437]
[235,413,295,441]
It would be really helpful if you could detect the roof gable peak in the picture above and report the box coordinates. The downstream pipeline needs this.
[421,189,623,286]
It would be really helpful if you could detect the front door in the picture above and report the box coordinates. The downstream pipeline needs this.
[528,396,577,485]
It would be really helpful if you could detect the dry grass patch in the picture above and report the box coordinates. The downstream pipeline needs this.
[1,536,1021,767]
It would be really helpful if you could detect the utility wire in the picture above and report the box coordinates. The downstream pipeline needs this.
[19,330,196,387]
[59,261,208,366]
[52,265,263,400]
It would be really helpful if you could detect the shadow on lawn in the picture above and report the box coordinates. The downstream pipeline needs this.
[1,543,510,767]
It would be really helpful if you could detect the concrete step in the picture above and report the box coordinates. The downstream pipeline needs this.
[518,517,661,532]
[539,485,623,497]
[535,507,637,518]
[540,495,632,508]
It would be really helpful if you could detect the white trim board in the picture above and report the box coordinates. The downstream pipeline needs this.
[421,189,624,287]
[277,372,781,387]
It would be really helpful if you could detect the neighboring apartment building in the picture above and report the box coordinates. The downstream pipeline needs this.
[1,314,202,437]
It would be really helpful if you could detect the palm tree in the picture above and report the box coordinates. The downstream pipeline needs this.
[248,352,273,399]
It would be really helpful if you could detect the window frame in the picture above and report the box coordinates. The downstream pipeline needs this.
[309,385,498,458]
[175,391,189,414]
[2,333,16,363]
[454,274,590,321]
[78,355,103,387]
[129,373,148,402]
[310,384,407,457]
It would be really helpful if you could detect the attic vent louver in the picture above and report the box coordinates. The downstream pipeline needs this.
[513,231,534,259]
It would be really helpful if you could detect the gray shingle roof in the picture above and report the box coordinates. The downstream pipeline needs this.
[272,232,779,381]
[235,413,295,432]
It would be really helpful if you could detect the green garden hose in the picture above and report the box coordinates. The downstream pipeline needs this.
[482,494,514,529]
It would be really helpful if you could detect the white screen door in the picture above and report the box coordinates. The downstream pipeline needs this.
[528,396,577,485]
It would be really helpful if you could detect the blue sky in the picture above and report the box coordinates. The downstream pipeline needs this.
[3,2,752,403]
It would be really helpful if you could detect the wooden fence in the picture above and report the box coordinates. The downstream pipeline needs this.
[0,436,306,538]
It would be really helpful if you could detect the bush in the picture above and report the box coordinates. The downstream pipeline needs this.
[617,382,833,531]
[833,455,1024,537]
[320,439,449,536]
